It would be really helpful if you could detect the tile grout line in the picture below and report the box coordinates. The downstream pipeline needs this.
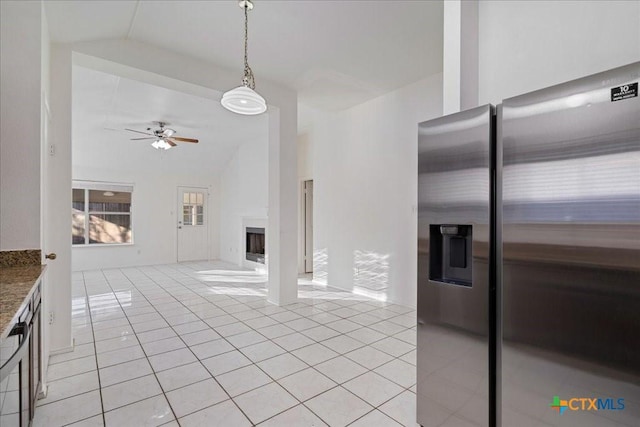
[82,270,107,426]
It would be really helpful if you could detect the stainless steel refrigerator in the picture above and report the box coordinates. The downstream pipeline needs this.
[417,62,640,427]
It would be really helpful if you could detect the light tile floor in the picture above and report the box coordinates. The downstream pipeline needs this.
[33,261,421,427]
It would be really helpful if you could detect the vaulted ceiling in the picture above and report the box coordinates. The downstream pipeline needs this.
[45,0,444,111]
[56,1,444,178]
[72,65,267,177]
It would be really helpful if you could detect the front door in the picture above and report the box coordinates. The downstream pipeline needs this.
[177,187,208,262]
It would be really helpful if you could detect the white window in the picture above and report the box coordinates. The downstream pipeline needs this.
[72,182,133,245]
[182,192,204,226]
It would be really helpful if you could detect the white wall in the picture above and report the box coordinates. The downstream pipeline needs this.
[306,1,640,310]
[72,122,270,272]
[71,167,220,271]
[218,128,269,266]
[0,0,66,382]
[297,132,314,181]
[0,1,42,250]
[478,1,640,105]
[70,69,236,271]
[443,0,479,114]
[311,74,442,308]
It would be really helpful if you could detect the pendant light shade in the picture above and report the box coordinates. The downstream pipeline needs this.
[221,0,267,115]
[221,86,267,115]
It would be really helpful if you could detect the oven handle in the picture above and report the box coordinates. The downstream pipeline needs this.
[0,322,31,382]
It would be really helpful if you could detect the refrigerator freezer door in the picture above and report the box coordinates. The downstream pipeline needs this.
[501,62,640,426]
[417,104,494,427]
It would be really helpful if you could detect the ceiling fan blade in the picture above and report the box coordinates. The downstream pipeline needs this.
[167,139,177,147]
[125,128,153,136]
[130,137,156,140]
[170,136,199,143]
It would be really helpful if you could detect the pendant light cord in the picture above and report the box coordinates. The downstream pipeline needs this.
[242,3,256,90]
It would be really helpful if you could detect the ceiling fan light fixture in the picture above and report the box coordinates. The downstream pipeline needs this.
[127,123,197,149]
[151,139,172,150]
[221,0,267,116]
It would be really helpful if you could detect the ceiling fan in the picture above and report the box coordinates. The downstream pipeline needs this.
[125,122,199,150]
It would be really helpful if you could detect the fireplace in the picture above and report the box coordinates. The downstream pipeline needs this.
[246,227,265,264]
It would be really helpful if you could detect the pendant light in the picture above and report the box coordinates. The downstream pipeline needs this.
[221,0,267,115]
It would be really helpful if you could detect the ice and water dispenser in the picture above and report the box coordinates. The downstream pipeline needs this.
[429,224,473,287]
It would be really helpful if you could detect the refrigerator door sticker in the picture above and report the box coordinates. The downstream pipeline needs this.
[611,82,638,101]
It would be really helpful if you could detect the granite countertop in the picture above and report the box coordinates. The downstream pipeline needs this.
[0,264,46,339]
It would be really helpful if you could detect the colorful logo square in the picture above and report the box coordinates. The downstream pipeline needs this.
[550,396,568,414]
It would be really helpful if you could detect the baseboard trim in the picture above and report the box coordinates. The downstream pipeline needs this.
[38,383,48,399]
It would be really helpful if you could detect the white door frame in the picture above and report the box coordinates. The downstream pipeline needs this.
[303,180,313,273]
[298,177,313,274]
[40,91,51,393]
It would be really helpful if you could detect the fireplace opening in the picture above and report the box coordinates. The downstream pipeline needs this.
[246,227,265,264]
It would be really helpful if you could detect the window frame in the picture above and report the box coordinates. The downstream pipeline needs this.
[72,181,134,246]
[182,191,205,227]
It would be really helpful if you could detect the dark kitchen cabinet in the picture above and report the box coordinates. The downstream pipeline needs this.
[0,281,42,427]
